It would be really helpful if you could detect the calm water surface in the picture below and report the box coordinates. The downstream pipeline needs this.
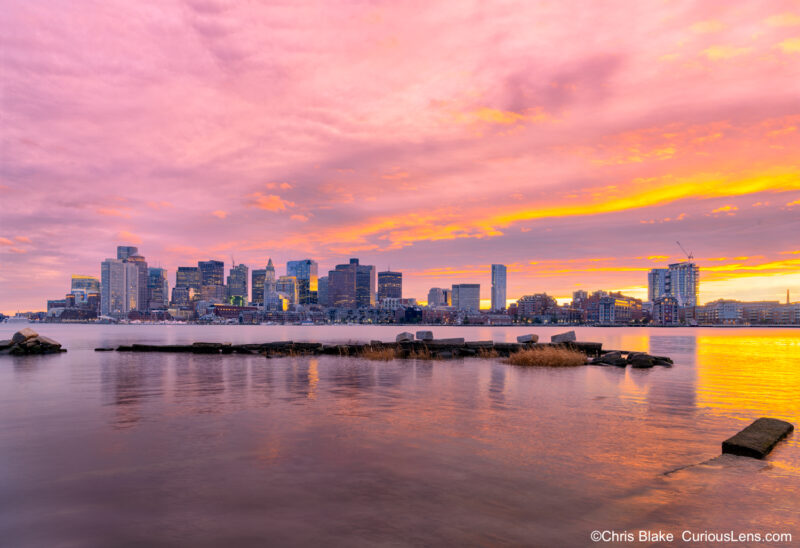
[1,325,798,547]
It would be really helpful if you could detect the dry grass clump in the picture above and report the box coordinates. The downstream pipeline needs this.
[477,347,499,358]
[360,346,397,361]
[408,346,435,360]
[504,346,586,367]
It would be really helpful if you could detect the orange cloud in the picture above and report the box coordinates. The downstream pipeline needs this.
[778,37,800,53]
[766,13,800,27]
[96,207,131,218]
[711,205,738,213]
[458,107,548,126]
[116,231,142,245]
[249,193,295,211]
[0,237,13,246]
[290,214,310,222]
[212,210,228,219]
[703,45,751,60]
[691,20,724,33]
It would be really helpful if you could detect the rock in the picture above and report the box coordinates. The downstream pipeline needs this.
[516,334,539,344]
[550,330,576,343]
[370,340,384,346]
[94,347,115,352]
[396,332,415,342]
[629,355,655,368]
[722,418,794,459]
[416,330,434,341]
[0,339,13,350]
[465,340,493,348]
[428,338,465,346]
[34,335,61,348]
[11,328,38,344]
[436,351,452,359]
[602,351,623,361]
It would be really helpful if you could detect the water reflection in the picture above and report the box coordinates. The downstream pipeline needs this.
[100,353,166,429]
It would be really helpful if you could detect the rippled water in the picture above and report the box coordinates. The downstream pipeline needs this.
[1,325,798,546]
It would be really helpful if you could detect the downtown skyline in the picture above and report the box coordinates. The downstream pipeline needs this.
[2,1,800,314]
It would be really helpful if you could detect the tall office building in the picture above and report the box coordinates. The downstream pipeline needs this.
[352,259,376,308]
[452,283,481,311]
[328,261,357,309]
[276,276,298,305]
[491,264,507,311]
[287,259,318,304]
[116,246,138,260]
[198,260,225,287]
[176,266,201,291]
[227,264,249,303]
[648,262,699,307]
[101,258,138,316]
[251,269,266,305]
[147,267,169,310]
[427,287,447,307]
[124,254,149,311]
[377,271,402,301]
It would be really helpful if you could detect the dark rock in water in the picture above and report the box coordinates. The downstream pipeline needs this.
[602,351,622,361]
[416,330,433,341]
[629,355,655,368]
[465,340,493,348]
[436,351,452,359]
[651,355,674,364]
[2,330,65,355]
[722,418,794,459]
[11,328,38,345]
[369,340,384,346]
[517,334,539,344]
[396,332,414,342]
[94,347,115,352]
[551,330,576,343]
[573,342,603,356]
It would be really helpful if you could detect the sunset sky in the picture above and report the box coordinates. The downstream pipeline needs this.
[2,0,800,313]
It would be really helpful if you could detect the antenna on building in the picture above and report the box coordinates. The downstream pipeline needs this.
[230,255,235,268]
[788,289,791,305]
[676,241,694,261]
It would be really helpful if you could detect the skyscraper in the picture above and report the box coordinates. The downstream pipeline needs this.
[287,259,318,304]
[427,287,446,307]
[176,266,201,291]
[251,269,266,305]
[328,261,357,309]
[227,264,249,303]
[124,254,149,311]
[452,283,480,311]
[377,271,402,301]
[198,260,225,287]
[101,258,138,316]
[491,264,507,311]
[147,267,169,310]
[648,262,699,307]
[317,276,328,307]
[71,275,100,294]
[116,246,138,260]
[352,258,376,308]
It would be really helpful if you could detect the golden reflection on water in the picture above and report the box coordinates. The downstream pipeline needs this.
[695,330,800,424]
[307,359,319,400]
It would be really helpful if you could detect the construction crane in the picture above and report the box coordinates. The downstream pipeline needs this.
[230,255,236,268]
[676,241,693,261]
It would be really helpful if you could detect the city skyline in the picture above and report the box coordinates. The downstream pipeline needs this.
[2,1,800,313]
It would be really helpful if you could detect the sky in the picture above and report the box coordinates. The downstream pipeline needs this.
[2,0,800,313]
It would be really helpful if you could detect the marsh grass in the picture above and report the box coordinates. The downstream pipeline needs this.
[360,346,397,361]
[504,346,586,367]
[477,347,499,358]
[408,346,436,360]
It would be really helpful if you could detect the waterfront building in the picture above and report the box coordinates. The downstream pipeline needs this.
[71,275,100,295]
[116,246,138,260]
[200,284,226,303]
[442,288,452,306]
[147,267,169,310]
[572,290,588,308]
[251,269,266,305]
[123,254,149,312]
[452,283,480,311]
[226,264,249,303]
[276,276,298,305]
[652,295,680,325]
[176,266,201,292]
[648,261,699,308]
[516,293,558,319]
[378,271,402,301]
[597,294,642,324]
[101,258,139,316]
[287,259,318,304]
[491,264,507,311]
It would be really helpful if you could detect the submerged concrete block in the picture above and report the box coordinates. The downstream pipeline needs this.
[722,418,794,459]
[550,330,576,343]
[516,334,539,344]
[428,338,465,346]
[416,331,434,341]
[396,332,414,342]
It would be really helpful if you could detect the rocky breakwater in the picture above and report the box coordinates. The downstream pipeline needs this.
[0,328,66,355]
